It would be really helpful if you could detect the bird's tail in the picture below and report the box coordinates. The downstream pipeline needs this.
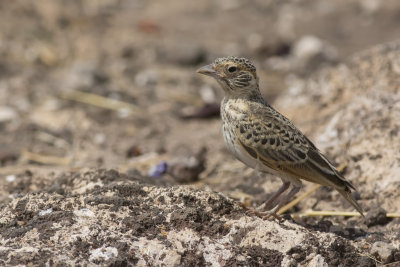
[337,187,364,217]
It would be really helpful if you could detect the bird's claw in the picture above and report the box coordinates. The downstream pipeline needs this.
[245,208,282,221]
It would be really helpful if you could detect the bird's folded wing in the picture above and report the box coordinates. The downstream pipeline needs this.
[234,117,355,190]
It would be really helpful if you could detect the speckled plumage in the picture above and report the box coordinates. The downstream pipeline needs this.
[197,56,364,219]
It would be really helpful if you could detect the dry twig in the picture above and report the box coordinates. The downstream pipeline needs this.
[60,89,141,115]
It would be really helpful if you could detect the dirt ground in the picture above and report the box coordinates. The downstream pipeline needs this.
[1,1,400,266]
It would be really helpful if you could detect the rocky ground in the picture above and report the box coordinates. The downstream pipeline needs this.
[1,1,400,266]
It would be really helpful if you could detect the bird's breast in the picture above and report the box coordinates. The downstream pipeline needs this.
[221,100,258,169]
[221,99,249,122]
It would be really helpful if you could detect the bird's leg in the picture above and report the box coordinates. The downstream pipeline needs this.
[261,184,301,220]
[245,181,290,217]
[253,162,263,179]
[261,181,290,211]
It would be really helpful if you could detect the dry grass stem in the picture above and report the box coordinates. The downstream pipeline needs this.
[60,90,141,115]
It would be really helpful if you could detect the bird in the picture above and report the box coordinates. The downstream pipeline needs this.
[197,56,364,219]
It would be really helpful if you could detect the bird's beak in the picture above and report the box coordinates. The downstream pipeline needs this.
[197,64,216,77]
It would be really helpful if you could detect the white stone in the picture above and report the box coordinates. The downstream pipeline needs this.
[89,246,118,262]
[74,208,95,217]
[39,208,53,216]
[5,175,16,182]
[293,36,324,61]
[0,106,17,123]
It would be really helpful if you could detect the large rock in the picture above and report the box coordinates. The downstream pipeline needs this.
[0,169,373,266]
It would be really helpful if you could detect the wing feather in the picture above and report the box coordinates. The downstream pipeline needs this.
[233,111,355,191]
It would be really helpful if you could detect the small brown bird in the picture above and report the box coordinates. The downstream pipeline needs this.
[197,56,363,219]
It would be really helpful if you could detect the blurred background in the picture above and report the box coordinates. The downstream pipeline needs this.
[1,0,400,208]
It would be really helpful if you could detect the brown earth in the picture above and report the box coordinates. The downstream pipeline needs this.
[1,1,400,266]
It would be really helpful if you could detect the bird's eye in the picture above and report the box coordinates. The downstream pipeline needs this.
[227,66,237,73]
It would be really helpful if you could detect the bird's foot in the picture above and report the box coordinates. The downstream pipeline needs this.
[245,208,283,221]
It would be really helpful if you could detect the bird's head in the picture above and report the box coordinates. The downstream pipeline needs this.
[197,56,260,99]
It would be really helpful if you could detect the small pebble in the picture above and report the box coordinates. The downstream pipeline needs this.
[5,175,16,182]
[39,208,53,216]
[74,208,95,217]
[364,207,388,227]
[370,241,395,263]
[168,147,206,183]
[0,106,18,123]
[159,43,205,66]
[199,86,217,104]
[135,69,159,86]
[148,161,168,178]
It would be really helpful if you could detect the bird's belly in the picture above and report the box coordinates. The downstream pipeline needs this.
[222,124,259,169]
[222,123,283,176]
